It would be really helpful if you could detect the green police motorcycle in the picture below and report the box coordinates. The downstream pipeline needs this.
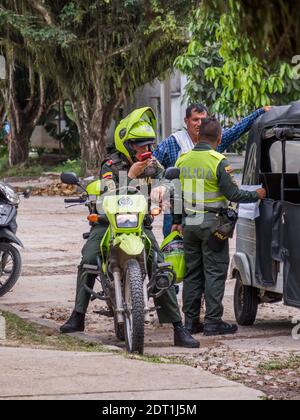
[61,172,175,354]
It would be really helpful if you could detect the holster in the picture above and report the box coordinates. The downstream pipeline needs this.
[208,208,238,252]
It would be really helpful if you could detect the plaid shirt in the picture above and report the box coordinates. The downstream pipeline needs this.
[153,108,265,168]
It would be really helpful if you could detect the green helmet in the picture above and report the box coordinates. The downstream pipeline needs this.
[115,107,157,160]
[160,231,186,284]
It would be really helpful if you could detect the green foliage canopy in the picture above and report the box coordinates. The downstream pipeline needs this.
[1,0,199,169]
[203,0,300,62]
[1,0,196,109]
[176,2,300,118]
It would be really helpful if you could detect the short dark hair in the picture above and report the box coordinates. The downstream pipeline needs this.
[198,118,222,143]
[186,103,209,119]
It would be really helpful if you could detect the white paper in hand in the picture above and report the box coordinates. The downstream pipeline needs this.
[238,185,262,220]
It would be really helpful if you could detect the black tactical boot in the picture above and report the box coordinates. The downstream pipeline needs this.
[203,321,238,337]
[60,310,85,334]
[184,317,204,334]
[174,326,200,348]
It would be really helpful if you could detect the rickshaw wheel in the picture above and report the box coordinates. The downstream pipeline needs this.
[234,272,258,326]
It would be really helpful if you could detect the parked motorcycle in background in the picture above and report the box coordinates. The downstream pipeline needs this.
[0,182,30,297]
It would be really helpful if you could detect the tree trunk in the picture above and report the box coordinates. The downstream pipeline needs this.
[80,129,106,173]
[8,121,32,166]
[72,98,115,174]
[3,49,48,167]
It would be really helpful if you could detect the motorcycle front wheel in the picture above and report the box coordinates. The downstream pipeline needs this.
[123,259,145,354]
[0,242,22,297]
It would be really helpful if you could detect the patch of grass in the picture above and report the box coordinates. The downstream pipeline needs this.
[0,157,44,178]
[226,374,242,382]
[2,311,109,353]
[125,353,194,367]
[0,154,83,178]
[258,355,300,373]
[51,159,83,176]
[259,395,270,401]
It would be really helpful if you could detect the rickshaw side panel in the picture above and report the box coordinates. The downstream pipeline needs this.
[282,202,300,309]
[234,204,285,295]
[255,199,282,287]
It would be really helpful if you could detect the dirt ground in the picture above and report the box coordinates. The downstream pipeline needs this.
[1,195,300,400]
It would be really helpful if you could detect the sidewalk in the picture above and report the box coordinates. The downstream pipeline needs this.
[0,194,273,401]
[0,346,264,400]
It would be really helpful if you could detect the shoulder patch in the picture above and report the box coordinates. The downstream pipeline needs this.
[225,165,234,174]
[102,171,113,179]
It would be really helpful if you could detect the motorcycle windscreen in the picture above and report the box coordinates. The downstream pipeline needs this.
[282,202,300,308]
[255,200,282,287]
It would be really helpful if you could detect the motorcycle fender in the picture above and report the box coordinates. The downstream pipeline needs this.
[0,228,24,248]
[100,227,111,273]
[114,233,144,256]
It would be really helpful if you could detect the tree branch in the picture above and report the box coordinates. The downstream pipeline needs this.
[0,102,6,123]
[23,57,35,115]
[32,73,45,126]
[269,20,293,62]
[6,46,21,133]
[27,0,54,26]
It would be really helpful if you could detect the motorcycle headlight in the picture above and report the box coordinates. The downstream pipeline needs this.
[116,214,138,228]
[0,183,20,205]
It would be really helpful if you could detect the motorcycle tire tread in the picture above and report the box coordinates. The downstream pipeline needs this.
[0,242,22,297]
[124,259,145,354]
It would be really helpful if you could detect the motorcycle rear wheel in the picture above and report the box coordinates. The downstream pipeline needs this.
[0,242,22,297]
[123,259,145,354]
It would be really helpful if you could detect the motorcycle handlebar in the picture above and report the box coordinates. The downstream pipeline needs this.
[64,198,85,204]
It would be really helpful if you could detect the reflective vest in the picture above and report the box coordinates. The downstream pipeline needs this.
[176,149,228,212]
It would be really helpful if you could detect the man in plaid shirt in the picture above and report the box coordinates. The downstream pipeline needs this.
[153,103,272,237]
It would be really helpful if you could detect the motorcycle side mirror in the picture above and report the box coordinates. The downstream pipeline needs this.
[23,187,32,199]
[165,167,180,180]
[60,172,80,185]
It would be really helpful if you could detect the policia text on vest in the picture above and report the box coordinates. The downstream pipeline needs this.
[174,149,228,225]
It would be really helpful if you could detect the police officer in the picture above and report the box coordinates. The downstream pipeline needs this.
[173,118,266,336]
[60,107,199,348]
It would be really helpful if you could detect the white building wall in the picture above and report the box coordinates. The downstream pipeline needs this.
[30,126,60,150]
[119,70,188,144]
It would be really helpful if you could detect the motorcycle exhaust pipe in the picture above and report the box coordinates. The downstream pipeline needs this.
[113,270,124,323]
[155,273,174,290]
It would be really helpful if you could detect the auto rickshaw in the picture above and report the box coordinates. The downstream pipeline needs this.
[232,100,300,325]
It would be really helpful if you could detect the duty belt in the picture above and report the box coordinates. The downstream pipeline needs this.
[185,206,224,216]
